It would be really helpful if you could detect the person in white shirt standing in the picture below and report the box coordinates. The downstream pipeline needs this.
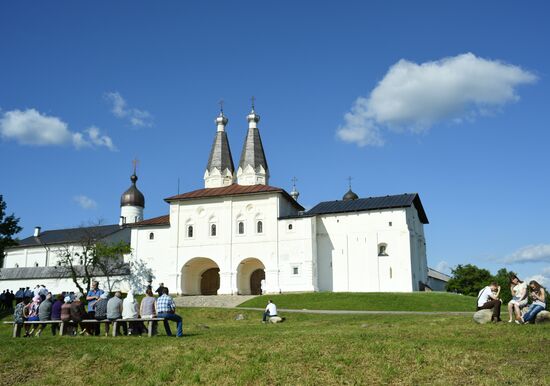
[477,282,502,322]
[262,300,277,323]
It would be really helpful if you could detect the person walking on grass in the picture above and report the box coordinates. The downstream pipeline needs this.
[262,299,278,323]
[156,288,183,337]
[477,282,502,322]
[520,280,546,324]
[507,274,528,323]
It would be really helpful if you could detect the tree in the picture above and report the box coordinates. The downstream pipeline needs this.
[94,241,132,292]
[446,264,493,297]
[124,255,155,294]
[0,195,22,268]
[56,223,130,294]
[56,226,100,294]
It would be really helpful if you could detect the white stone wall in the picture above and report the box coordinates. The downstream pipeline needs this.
[316,209,415,292]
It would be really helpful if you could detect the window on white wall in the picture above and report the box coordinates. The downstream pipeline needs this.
[34,262,39,267]
[257,221,263,234]
[378,243,388,256]
[292,266,299,275]
[15,263,19,268]
[210,224,217,237]
[238,221,245,235]
[287,223,293,231]
[149,232,154,240]
[187,225,194,238]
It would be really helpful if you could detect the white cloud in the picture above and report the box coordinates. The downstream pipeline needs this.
[0,108,116,151]
[0,108,72,145]
[434,260,452,274]
[84,126,116,151]
[73,195,97,210]
[104,91,153,127]
[337,53,537,146]
[503,244,550,264]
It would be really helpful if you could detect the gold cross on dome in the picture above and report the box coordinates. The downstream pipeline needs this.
[347,176,353,189]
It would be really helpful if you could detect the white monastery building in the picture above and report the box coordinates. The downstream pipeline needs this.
[1,105,433,295]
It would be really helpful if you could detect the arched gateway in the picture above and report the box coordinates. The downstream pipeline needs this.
[237,258,265,295]
[181,257,220,295]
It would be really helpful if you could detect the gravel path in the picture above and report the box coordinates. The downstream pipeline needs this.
[173,296,472,315]
[238,307,473,315]
[174,295,257,308]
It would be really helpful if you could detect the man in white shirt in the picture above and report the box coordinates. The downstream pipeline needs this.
[477,282,502,322]
[262,300,277,323]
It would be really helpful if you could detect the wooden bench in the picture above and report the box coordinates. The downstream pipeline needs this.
[3,318,166,338]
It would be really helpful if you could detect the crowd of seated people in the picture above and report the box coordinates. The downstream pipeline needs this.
[11,281,183,337]
[477,275,546,324]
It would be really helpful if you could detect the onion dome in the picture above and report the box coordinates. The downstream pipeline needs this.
[290,177,300,201]
[120,173,145,208]
[342,189,359,201]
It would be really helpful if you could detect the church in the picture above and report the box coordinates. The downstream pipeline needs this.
[0,105,430,295]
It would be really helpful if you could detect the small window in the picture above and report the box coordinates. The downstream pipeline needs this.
[288,223,293,230]
[257,221,263,234]
[187,225,194,238]
[378,244,388,256]
[149,232,155,240]
[238,221,245,235]
[389,222,392,227]
[292,266,299,275]
[389,267,393,279]
[15,263,19,268]
[211,224,217,236]
[34,262,39,267]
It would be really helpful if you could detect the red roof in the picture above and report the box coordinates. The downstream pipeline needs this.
[129,214,170,227]
[165,184,304,210]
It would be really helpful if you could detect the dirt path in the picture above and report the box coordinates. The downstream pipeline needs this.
[174,295,257,308]
[173,296,472,315]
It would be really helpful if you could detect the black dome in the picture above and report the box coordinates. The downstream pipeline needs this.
[342,189,359,201]
[120,174,145,207]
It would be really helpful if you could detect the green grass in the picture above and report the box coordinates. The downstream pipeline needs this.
[238,292,476,312]
[1,307,548,385]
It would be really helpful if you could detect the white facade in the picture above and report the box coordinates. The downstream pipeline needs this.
[1,107,430,296]
[130,190,429,295]
[0,228,131,294]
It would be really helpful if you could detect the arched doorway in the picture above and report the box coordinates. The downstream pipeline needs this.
[181,257,220,295]
[237,258,265,295]
[250,268,265,295]
[200,267,220,295]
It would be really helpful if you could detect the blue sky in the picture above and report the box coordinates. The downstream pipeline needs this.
[1,1,549,284]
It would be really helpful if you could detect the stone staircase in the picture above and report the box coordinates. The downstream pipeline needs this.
[173,294,257,308]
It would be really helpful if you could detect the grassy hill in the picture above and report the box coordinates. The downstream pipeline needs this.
[1,308,548,385]
[238,292,476,312]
